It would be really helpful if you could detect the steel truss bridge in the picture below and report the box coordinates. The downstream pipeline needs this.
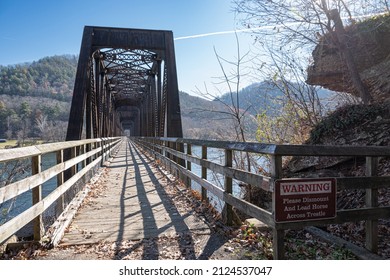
[66,26,183,140]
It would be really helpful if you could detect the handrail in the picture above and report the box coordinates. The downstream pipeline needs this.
[0,137,122,245]
[0,138,113,163]
[156,137,390,156]
[151,140,271,191]
[134,137,390,259]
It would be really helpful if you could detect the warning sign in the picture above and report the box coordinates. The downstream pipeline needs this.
[274,178,336,223]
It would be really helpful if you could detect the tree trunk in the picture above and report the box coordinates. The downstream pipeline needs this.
[329,9,372,104]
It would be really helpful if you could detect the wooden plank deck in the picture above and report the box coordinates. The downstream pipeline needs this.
[60,139,211,246]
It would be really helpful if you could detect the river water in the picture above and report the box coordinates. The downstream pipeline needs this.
[186,145,266,211]
[0,153,58,226]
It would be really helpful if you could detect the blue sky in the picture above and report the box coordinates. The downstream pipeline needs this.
[0,0,256,96]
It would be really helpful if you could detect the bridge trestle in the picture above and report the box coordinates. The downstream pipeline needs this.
[66,26,183,140]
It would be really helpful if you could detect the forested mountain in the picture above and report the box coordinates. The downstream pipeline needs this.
[0,55,261,142]
[180,91,258,140]
[0,55,77,141]
[215,81,284,116]
[199,81,335,141]
[0,55,332,143]
[216,81,335,116]
[0,55,77,101]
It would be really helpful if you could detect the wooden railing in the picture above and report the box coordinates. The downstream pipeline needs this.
[134,137,390,259]
[0,137,122,245]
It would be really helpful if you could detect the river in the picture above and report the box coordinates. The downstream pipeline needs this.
[0,153,58,226]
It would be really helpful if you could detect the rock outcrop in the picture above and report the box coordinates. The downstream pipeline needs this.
[307,14,390,102]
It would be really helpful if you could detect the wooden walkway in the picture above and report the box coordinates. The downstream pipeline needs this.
[60,139,211,246]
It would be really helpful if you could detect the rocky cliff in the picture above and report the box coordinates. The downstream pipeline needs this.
[307,14,390,102]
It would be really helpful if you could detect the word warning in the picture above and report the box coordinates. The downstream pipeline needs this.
[274,178,336,222]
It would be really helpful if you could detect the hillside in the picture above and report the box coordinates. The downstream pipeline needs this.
[0,55,77,101]
[0,56,77,141]
[282,102,390,258]
[180,91,258,140]
[286,102,390,175]
[216,81,334,116]
[0,54,331,142]
[215,81,284,116]
[0,55,262,141]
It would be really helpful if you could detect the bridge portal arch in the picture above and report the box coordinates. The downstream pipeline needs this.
[66,26,183,140]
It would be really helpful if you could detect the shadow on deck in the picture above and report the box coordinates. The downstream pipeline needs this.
[58,139,227,259]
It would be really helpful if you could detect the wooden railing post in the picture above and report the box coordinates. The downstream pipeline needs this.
[81,144,87,168]
[175,142,181,179]
[108,138,112,159]
[156,139,160,155]
[176,142,186,168]
[151,138,156,157]
[100,139,105,166]
[86,142,92,165]
[271,155,284,260]
[94,142,98,161]
[151,138,156,159]
[78,145,82,172]
[186,143,192,188]
[201,145,208,202]
[106,139,111,159]
[169,141,174,174]
[365,156,379,253]
[224,149,233,226]
[106,139,109,160]
[32,154,44,241]
[156,139,160,157]
[56,149,65,216]
[70,146,77,176]
[163,140,168,169]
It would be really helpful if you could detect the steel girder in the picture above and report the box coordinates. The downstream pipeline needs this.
[66,26,183,140]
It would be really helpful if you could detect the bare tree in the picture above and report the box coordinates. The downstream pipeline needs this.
[253,41,325,128]
[234,0,389,48]
[35,113,48,140]
[17,126,30,146]
[234,0,389,104]
[195,33,254,172]
[321,3,372,103]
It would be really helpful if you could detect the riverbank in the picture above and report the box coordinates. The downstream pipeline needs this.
[0,140,17,149]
